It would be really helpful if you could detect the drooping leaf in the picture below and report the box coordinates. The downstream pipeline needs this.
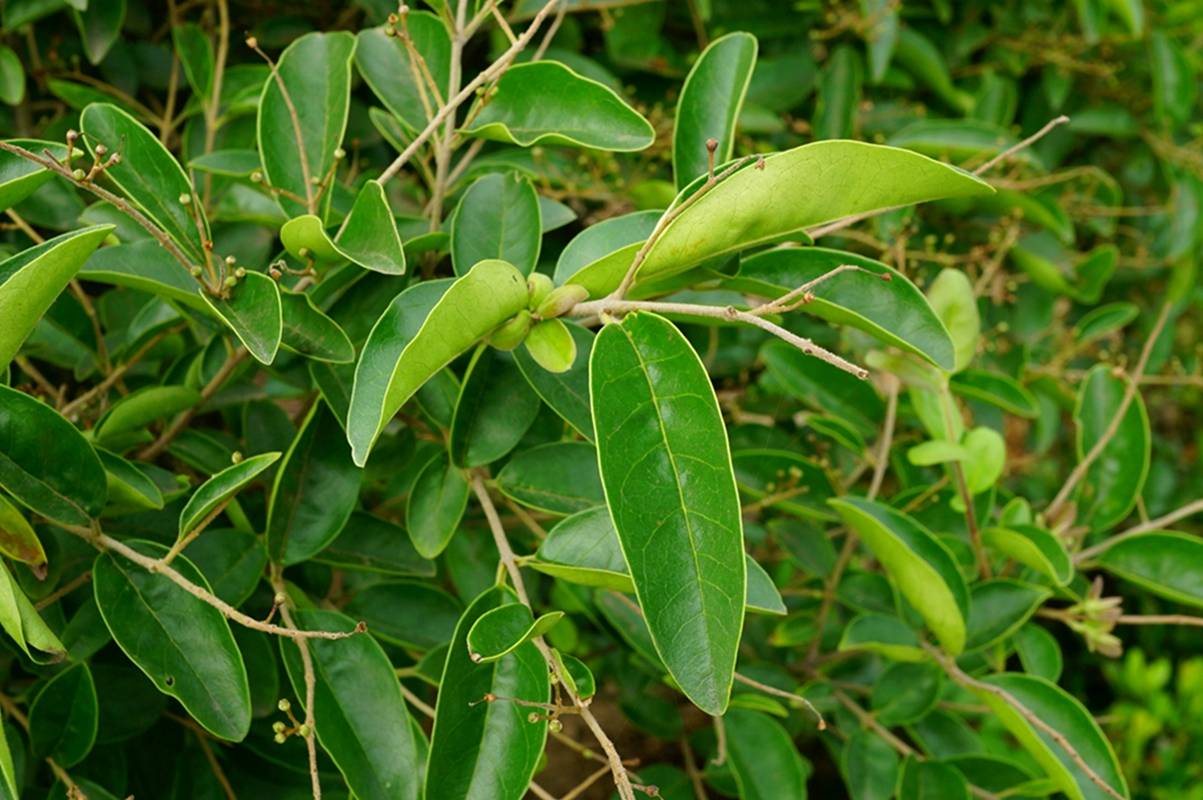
[0,559,64,663]
[673,32,757,189]
[466,604,564,664]
[461,61,655,151]
[0,47,24,105]
[29,662,97,767]
[591,311,745,715]
[424,587,549,800]
[725,708,810,800]
[982,525,1072,586]
[257,32,356,219]
[348,260,528,466]
[316,512,434,577]
[0,140,70,212]
[279,180,406,275]
[92,541,251,741]
[279,608,420,800]
[0,385,107,526]
[1074,365,1149,531]
[73,0,125,65]
[450,173,541,277]
[267,402,361,565]
[178,452,279,539]
[0,225,113,372]
[830,497,969,654]
[0,492,46,568]
[972,673,1128,800]
[200,271,283,365]
[80,103,207,261]
[926,269,979,373]
[93,385,201,446]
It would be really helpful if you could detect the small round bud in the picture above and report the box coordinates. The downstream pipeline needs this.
[488,310,532,351]
[297,724,310,737]
[548,719,563,733]
[535,285,589,320]
[235,267,247,278]
[72,168,86,180]
[66,129,78,141]
[95,143,107,156]
[225,255,237,265]
[190,266,203,277]
[231,451,244,464]
[483,693,496,703]
[250,170,263,183]
[273,733,287,744]
[705,137,718,153]
[245,36,258,49]
[527,712,541,724]
[273,591,288,606]
[526,273,554,309]
[179,193,192,205]
[272,721,286,733]
[224,276,237,288]
[298,247,311,259]
[470,652,483,663]
[333,147,346,160]
[108,153,122,165]
[269,267,283,279]
[277,698,291,713]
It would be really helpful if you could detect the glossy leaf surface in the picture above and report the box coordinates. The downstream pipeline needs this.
[673,32,757,189]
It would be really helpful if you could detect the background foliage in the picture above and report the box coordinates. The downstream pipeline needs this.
[0,0,1200,798]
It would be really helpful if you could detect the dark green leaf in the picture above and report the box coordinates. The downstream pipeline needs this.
[450,347,541,468]
[513,320,594,438]
[673,32,757,189]
[1095,531,1203,608]
[279,290,355,363]
[451,173,541,277]
[725,708,810,800]
[344,581,461,651]
[965,580,1051,651]
[495,441,604,515]
[406,454,468,559]
[466,604,564,664]
[200,271,283,365]
[355,16,451,134]
[316,511,435,577]
[29,663,97,767]
[1074,365,1149,530]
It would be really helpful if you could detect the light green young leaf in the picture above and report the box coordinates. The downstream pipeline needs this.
[466,604,564,664]
[0,225,113,372]
[673,32,757,189]
[926,269,979,373]
[462,61,655,151]
[982,525,1072,586]
[0,560,65,664]
[348,260,528,466]
[0,47,24,105]
[279,180,405,275]
[178,452,280,539]
[591,311,745,715]
[522,318,577,374]
[830,497,969,654]
[950,369,1039,418]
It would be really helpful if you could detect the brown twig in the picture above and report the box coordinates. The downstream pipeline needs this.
[138,346,248,460]
[272,569,321,800]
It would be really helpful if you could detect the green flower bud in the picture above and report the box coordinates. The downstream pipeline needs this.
[526,273,554,309]
[488,310,533,351]
[523,319,577,373]
[535,285,589,319]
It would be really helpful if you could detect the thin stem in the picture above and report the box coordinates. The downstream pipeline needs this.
[400,684,436,719]
[248,39,314,213]
[867,376,899,501]
[710,715,727,765]
[1115,614,1203,627]
[1076,496,1203,563]
[974,115,1070,176]
[532,0,568,60]
[273,570,321,800]
[805,532,856,664]
[941,385,990,579]
[60,324,184,419]
[733,672,825,729]
[427,0,469,230]
[138,347,247,460]
[1047,302,1173,521]
[832,687,916,756]
[562,765,611,800]
[34,570,92,610]
[159,497,232,567]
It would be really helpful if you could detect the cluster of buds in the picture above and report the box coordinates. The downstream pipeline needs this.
[63,130,122,183]
[383,6,410,38]
[488,274,588,354]
[1056,576,1124,657]
[271,698,310,744]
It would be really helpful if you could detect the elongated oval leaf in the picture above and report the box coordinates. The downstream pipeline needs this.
[973,673,1128,800]
[425,586,549,800]
[495,442,604,515]
[280,608,420,800]
[673,32,757,189]
[965,579,1051,651]
[0,140,70,212]
[316,512,435,577]
[279,290,355,363]
[591,311,745,715]
[982,525,1072,586]
[348,260,528,466]
[0,560,65,663]
[81,239,207,311]
[553,209,660,287]
[466,604,564,664]
[280,180,405,275]
[179,451,279,538]
[92,541,251,741]
[200,271,283,365]
[725,708,810,800]
[0,385,107,526]
[343,581,461,651]
[80,103,206,261]
[1095,531,1203,608]
[951,369,1039,418]
[355,16,451,134]
[0,225,113,371]
[267,402,361,565]
[94,385,201,445]
[29,662,97,767]
[830,496,969,654]
[451,173,541,277]
[732,247,955,370]
[450,347,541,468]
[0,491,45,567]
[257,32,356,219]
[1074,365,1149,530]
[838,613,925,662]
[406,455,469,560]
[462,61,654,151]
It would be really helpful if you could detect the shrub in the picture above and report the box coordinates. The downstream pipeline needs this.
[0,1,1198,799]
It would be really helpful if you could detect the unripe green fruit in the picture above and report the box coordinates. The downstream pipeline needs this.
[526,273,554,309]
[535,285,589,319]
[488,310,533,351]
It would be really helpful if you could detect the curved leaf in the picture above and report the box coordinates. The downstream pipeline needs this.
[29,663,97,767]
[830,497,969,654]
[344,581,462,651]
[1074,365,1149,530]
[406,454,469,560]
[257,32,356,218]
[951,369,1039,418]
[200,271,283,365]
[279,290,355,363]
[94,385,201,446]
[553,209,659,288]
[0,140,70,212]
[965,580,1051,651]
[450,173,541,277]
[1095,531,1203,608]
[179,451,279,538]
[316,512,435,578]
[0,560,64,663]
[348,260,528,465]
[466,604,564,664]
[279,180,405,275]
[982,525,1072,586]
[267,402,361,565]
[926,268,980,373]
[513,320,594,438]
[0,225,114,371]
[591,311,745,715]
[0,385,107,526]
[0,491,45,567]
[450,347,541,468]
[673,32,757,189]
[462,61,654,151]
[92,541,250,741]
[839,613,925,662]
[80,239,207,311]
[355,16,451,134]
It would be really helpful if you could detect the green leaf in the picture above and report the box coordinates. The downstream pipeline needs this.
[406,454,469,559]
[280,609,420,800]
[0,559,64,663]
[972,673,1128,800]
[888,119,1037,166]
[179,452,280,539]
[348,260,528,466]
[462,61,654,151]
[0,492,46,568]
[872,661,943,725]
[343,581,461,651]
[315,512,435,577]
[965,579,1051,651]
[0,47,24,105]
[200,271,283,365]
[73,0,125,65]
[495,442,603,515]
[553,209,659,288]
[1095,531,1203,608]
[814,44,862,139]
[760,339,883,433]
[1009,237,1116,304]
[961,426,1005,495]
[451,173,541,277]
[731,248,955,370]
[673,32,757,189]
[838,614,925,662]
[0,140,69,211]
[830,497,969,654]
[732,449,837,521]
[172,23,214,99]
[1015,623,1063,682]
[861,0,899,82]
[725,708,810,800]
[894,28,973,113]
[522,318,577,374]
[551,650,595,700]
[0,225,114,372]
[898,758,970,800]
[1073,303,1139,345]
[0,385,107,526]
[466,604,564,664]
[280,290,355,363]
[80,239,206,311]
[188,149,260,177]
[257,32,356,219]
[951,370,1038,418]
[513,320,594,438]
[80,103,207,261]
[267,402,361,565]
[450,347,540,468]
[424,587,549,800]
[29,663,97,767]
[280,180,406,275]
[93,541,251,741]
[926,269,979,373]
[182,528,267,608]
[844,730,899,800]
[355,16,451,134]
[0,711,16,799]
[982,525,1072,586]
[590,312,744,715]
[1074,365,1149,530]
[94,385,201,446]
